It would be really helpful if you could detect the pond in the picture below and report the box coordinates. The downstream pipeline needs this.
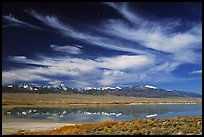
[6,104,202,123]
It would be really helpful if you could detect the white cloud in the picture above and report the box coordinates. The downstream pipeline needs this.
[103,69,124,76]
[190,70,202,74]
[4,54,154,85]
[8,54,152,73]
[100,19,201,54]
[3,53,190,86]
[99,69,125,86]
[68,80,91,88]
[26,8,201,62]
[2,69,49,85]
[2,4,201,87]
[97,55,153,70]
[98,78,114,86]
[104,2,146,25]
[27,10,148,55]
[149,61,181,74]
[9,7,201,63]
[98,71,148,86]
[173,49,201,64]
[50,44,82,54]
[28,10,88,38]
[48,80,62,86]
[8,56,27,61]
[3,14,42,30]
[101,3,202,65]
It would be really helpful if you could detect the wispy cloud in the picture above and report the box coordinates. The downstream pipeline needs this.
[3,52,184,87]
[102,3,202,65]
[7,54,152,72]
[190,70,202,74]
[100,20,201,53]
[27,10,148,55]
[103,69,124,77]
[103,2,146,25]
[68,80,91,88]
[2,68,50,85]
[8,56,27,61]
[26,8,201,65]
[2,14,42,30]
[48,80,63,86]
[2,3,202,88]
[50,44,83,54]
[3,54,154,86]
[96,55,153,70]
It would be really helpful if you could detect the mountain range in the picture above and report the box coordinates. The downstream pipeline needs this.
[2,84,202,98]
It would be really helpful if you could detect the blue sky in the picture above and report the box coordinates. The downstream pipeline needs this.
[2,2,202,94]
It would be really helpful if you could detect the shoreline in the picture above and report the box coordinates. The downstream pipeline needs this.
[2,121,75,135]
[2,104,202,135]
[2,101,202,107]
[2,93,202,135]
[126,102,202,105]
[3,115,202,135]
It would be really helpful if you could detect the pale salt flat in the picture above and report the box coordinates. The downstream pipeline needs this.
[2,122,75,135]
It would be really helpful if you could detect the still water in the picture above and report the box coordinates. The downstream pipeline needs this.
[6,104,202,123]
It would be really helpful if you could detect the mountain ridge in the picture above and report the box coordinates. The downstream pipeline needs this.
[2,83,202,98]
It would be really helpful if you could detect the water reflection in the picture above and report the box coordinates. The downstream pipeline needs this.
[6,104,202,123]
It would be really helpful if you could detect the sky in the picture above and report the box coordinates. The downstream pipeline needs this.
[2,2,202,94]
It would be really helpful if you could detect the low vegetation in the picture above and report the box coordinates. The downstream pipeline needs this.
[15,116,202,135]
[2,93,202,106]
[3,93,202,135]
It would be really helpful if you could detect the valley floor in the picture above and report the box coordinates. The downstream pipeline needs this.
[2,93,202,106]
[2,93,202,135]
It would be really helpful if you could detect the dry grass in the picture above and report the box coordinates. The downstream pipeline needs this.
[2,93,202,106]
[15,116,202,135]
[15,121,118,135]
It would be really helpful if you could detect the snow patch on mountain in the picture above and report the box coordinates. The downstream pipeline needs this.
[84,87,93,90]
[115,86,122,90]
[8,85,13,88]
[145,85,157,89]
[59,84,68,91]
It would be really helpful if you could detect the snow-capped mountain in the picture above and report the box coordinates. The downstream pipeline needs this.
[58,84,68,91]
[115,86,122,90]
[5,83,72,93]
[16,84,39,91]
[3,84,202,98]
[84,87,94,90]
